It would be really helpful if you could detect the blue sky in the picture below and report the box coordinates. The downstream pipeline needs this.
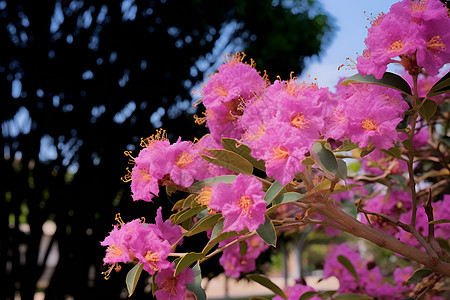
[299,0,397,90]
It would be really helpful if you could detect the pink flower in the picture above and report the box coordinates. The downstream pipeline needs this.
[209,174,266,232]
[201,53,267,141]
[273,284,320,300]
[357,0,450,78]
[218,235,269,278]
[131,228,171,275]
[154,263,194,300]
[149,207,183,246]
[100,219,143,264]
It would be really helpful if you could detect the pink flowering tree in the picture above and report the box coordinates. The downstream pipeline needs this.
[101,1,450,299]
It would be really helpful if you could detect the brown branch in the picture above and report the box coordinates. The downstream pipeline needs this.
[314,200,450,276]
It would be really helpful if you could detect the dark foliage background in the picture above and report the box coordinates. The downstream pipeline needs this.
[1,0,333,299]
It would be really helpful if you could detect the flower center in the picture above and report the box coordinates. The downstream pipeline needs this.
[427,36,446,55]
[175,151,194,168]
[144,251,160,271]
[106,244,123,258]
[138,168,152,182]
[161,277,178,295]
[273,145,290,160]
[362,118,377,131]
[387,40,404,53]
[290,113,309,129]
[237,196,252,214]
[411,0,427,12]
[215,85,228,97]
[363,48,371,58]
[196,186,212,206]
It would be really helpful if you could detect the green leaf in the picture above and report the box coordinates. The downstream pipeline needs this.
[299,291,319,300]
[189,175,237,192]
[429,219,450,224]
[402,138,413,151]
[337,140,359,152]
[221,138,266,171]
[186,263,206,300]
[126,263,144,297]
[381,147,402,159]
[250,297,271,300]
[203,230,245,254]
[427,70,450,97]
[187,213,222,237]
[312,142,339,177]
[256,215,277,247]
[210,219,224,240]
[318,291,338,299]
[246,274,287,300]
[406,267,432,284]
[174,252,205,276]
[419,99,437,122]
[264,181,286,205]
[337,255,358,282]
[340,72,412,95]
[360,144,375,157]
[239,241,248,256]
[151,272,157,296]
[334,294,373,300]
[202,148,254,175]
[337,159,348,180]
[175,205,206,224]
[272,191,304,205]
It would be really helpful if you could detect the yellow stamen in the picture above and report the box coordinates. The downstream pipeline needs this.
[237,196,253,214]
[427,36,446,55]
[273,145,290,160]
[175,151,194,168]
[140,129,168,148]
[290,113,309,129]
[121,167,133,182]
[106,244,124,259]
[144,251,160,271]
[161,277,178,295]
[388,40,404,53]
[196,186,212,206]
[138,168,152,181]
[362,118,378,131]
[215,85,228,97]
[411,0,428,12]
[115,213,125,226]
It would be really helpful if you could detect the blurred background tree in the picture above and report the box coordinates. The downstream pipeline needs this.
[0,0,333,299]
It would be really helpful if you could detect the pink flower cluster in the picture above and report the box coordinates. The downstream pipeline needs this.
[200,53,268,140]
[100,208,182,275]
[126,130,233,202]
[209,173,267,232]
[328,82,409,149]
[324,243,413,298]
[199,55,411,184]
[218,235,269,278]
[357,0,450,78]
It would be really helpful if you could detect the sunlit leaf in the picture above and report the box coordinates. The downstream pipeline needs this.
[427,70,450,97]
[272,191,304,205]
[256,215,277,247]
[186,263,206,300]
[187,213,222,237]
[174,205,206,224]
[221,138,266,171]
[337,255,358,282]
[312,142,339,177]
[429,219,450,224]
[126,263,144,297]
[174,252,205,276]
[264,181,286,205]
[246,274,287,299]
[202,148,253,175]
[189,175,237,192]
[299,291,319,300]
[340,72,412,95]
[406,267,432,284]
